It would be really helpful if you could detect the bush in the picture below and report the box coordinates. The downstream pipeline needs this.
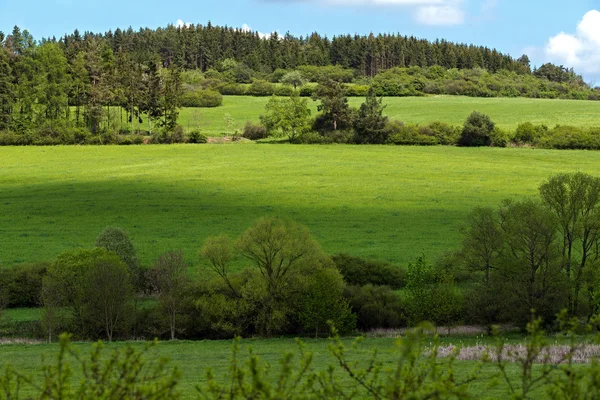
[242,121,268,140]
[386,122,438,146]
[0,263,48,307]
[344,84,369,97]
[299,86,315,97]
[188,130,207,143]
[219,83,247,96]
[247,80,276,96]
[344,284,405,330]
[274,86,294,97]
[332,254,406,289]
[459,112,495,147]
[512,122,548,145]
[427,122,460,145]
[180,89,223,108]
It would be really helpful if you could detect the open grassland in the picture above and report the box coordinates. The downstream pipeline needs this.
[0,336,561,399]
[1,145,600,269]
[178,96,600,136]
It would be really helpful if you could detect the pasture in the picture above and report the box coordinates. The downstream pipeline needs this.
[1,145,599,269]
[0,335,555,399]
[178,95,600,136]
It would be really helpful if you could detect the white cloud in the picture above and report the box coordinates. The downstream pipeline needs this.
[414,3,465,26]
[545,10,600,75]
[241,23,275,39]
[175,19,191,28]
[266,0,471,26]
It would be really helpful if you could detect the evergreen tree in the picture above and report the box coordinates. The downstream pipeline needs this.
[354,88,388,144]
[69,52,90,127]
[161,66,183,131]
[312,80,354,131]
[36,42,70,122]
[0,47,14,130]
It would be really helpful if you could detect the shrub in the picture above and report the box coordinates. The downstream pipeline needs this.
[427,122,460,145]
[386,122,438,146]
[0,263,48,307]
[242,121,268,140]
[491,127,509,147]
[405,256,463,327]
[345,84,369,97]
[247,80,276,96]
[332,254,406,289]
[299,86,314,97]
[459,111,495,147]
[219,83,247,96]
[180,89,223,108]
[512,122,548,145]
[274,85,294,97]
[188,130,207,143]
[344,284,405,330]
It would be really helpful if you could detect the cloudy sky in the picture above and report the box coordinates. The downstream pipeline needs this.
[1,0,599,81]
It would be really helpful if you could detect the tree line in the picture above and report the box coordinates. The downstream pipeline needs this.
[1,173,600,342]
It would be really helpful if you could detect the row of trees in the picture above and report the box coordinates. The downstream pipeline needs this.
[38,23,532,76]
[0,29,184,138]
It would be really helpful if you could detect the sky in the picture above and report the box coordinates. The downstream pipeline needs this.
[1,0,599,82]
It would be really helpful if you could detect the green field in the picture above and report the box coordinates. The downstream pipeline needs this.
[2,145,599,268]
[0,335,557,399]
[177,96,600,136]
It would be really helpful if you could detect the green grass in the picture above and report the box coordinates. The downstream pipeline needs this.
[177,95,600,136]
[0,336,558,399]
[2,145,600,269]
[3,308,42,322]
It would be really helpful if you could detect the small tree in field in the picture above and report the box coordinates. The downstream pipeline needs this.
[280,71,306,90]
[44,248,133,340]
[95,227,141,289]
[459,111,495,147]
[85,256,132,341]
[354,87,388,144]
[297,267,355,337]
[149,250,189,340]
[261,93,311,143]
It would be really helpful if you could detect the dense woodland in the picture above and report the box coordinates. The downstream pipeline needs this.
[0,22,597,145]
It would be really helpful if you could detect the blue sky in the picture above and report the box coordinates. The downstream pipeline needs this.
[1,0,599,81]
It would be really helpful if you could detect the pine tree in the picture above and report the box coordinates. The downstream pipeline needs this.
[36,42,70,122]
[354,87,388,144]
[69,52,90,126]
[0,47,13,130]
[161,66,182,131]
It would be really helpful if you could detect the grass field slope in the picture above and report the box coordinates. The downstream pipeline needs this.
[178,96,600,136]
[1,145,599,269]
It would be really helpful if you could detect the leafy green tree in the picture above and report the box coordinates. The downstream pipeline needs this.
[353,87,388,144]
[261,93,311,143]
[459,207,503,285]
[161,66,183,131]
[297,267,355,337]
[44,248,132,339]
[459,111,495,147]
[405,255,463,328]
[95,226,140,288]
[0,47,13,130]
[36,43,70,122]
[69,52,90,127]
[141,61,162,134]
[148,250,190,340]
[496,199,568,326]
[539,172,600,316]
[312,79,354,131]
[280,71,306,90]
[85,254,133,341]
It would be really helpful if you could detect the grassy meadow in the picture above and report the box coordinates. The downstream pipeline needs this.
[1,145,600,269]
[177,95,600,136]
[0,335,559,399]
